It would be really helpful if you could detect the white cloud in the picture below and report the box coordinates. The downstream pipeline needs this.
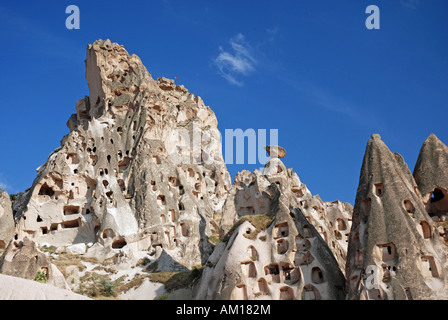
[266,27,279,42]
[214,34,257,86]
[0,180,9,192]
[401,0,420,9]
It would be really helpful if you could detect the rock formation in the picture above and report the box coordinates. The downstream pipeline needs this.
[0,190,14,249]
[0,273,90,300]
[346,134,448,300]
[12,39,231,270]
[194,148,350,300]
[414,134,448,222]
[1,39,447,301]
[0,238,68,289]
[265,145,286,159]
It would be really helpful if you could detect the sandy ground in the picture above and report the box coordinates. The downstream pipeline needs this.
[119,278,166,300]
[0,274,91,300]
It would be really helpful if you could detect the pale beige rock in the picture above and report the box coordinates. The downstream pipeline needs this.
[264,145,286,159]
[13,39,231,271]
[346,134,448,300]
[0,238,68,289]
[197,156,347,300]
[0,190,14,249]
[0,274,90,300]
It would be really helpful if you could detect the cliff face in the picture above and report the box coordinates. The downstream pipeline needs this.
[13,40,231,269]
[346,134,448,300]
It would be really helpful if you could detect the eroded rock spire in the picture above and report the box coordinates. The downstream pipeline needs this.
[12,39,231,270]
[346,134,448,300]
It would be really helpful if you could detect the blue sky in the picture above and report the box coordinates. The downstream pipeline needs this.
[0,0,447,204]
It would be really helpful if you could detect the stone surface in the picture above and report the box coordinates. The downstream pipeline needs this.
[264,145,286,159]
[195,155,348,300]
[12,39,231,270]
[413,134,448,222]
[0,238,68,289]
[346,134,448,300]
[2,40,447,301]
[0,274,90,300]
[0,190,14,249]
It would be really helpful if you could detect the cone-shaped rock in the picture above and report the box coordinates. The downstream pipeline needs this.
[346,134,448,300]
[195,155,348,300]
[413,134,448,222]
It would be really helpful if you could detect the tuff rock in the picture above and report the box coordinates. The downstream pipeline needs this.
[0,190,14,249]
[194,154,350,300]
[0,238,68,289]
[11,39,231,271]
[1,40,447,301]
[346,134,448,300]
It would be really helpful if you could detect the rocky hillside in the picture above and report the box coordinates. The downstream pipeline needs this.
[0,40,447,300]
[11,39,230,271]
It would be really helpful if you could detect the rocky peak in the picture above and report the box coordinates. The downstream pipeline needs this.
[346,134,448,300]
[414,134,448,200]
[12,39,231,270]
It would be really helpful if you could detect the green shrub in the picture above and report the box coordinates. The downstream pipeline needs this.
[34,270,47,283]
[100,279,117,297]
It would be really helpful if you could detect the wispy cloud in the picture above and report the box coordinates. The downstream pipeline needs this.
[0,173,11,192]
[286,79,386,131]
[266,27,279,43]
[214,33,257,86]
[301,82,360,119]
[401,0,420,9]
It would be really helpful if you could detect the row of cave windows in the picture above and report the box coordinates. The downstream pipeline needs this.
[38,177,187,210]
[34,205,189,237]
[69,151,211,182]
[242,260,325,285]
[269,221,346,258]
[358,197,416,218]
[233,282,326,300]
[36,218,189,248]
[247,230,309,256]
[26,205,89,226]
[67,156,217,197]
[353,242,440,279]
[272,221,344,248]
[62,155,208,199]
[272,222,314,239]
[361,183,447,215]
[356,195,434,240]
[38,183,189,223]
[67,151,133,174]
